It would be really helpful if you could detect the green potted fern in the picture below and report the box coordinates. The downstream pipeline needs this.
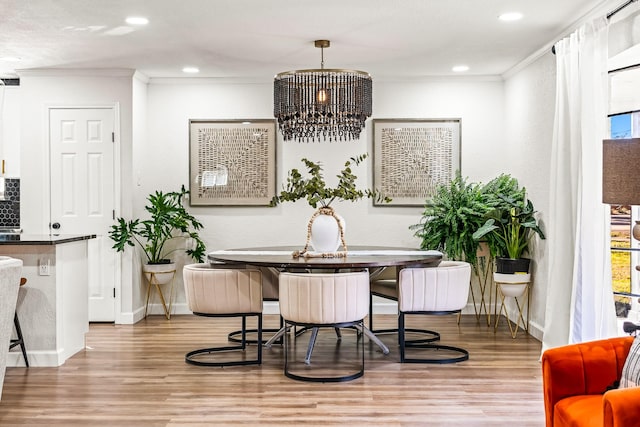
[409,173,491,270]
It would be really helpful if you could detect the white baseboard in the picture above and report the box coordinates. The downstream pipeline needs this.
[7,349,65,367]
[125,301,543,343]
[139,301,501,318]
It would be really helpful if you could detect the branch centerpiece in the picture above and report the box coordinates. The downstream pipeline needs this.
[270,153,390,257]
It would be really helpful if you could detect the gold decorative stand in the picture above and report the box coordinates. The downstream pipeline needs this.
[144,268,177,320]
[493,272,531,338]
[469,245,494,326]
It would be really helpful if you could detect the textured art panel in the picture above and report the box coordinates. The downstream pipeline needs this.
[189,120,276,206]
[373,119,460,206]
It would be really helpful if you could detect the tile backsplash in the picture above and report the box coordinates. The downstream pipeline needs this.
[0,178,20,228]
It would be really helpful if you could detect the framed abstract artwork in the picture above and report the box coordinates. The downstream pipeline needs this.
[372,118,461,206]
[189,119,276,206]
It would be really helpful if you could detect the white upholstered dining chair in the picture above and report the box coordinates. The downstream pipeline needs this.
[183,263,263,367]
[397,261,471,363]
[278,271,370,382]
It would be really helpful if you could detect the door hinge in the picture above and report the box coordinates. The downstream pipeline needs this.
[112,210,115,220]
[112,132,115,143]
[113,288,116,298]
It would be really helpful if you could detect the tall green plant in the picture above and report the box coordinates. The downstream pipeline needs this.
[109,186,206,264]
[473,176,545,259]
[410,173,492,268]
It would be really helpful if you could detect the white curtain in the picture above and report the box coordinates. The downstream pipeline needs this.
[542,17,618,354]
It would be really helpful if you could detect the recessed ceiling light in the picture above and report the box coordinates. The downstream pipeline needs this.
[0,56,21,62]
[125,16,149,25]
[182,67,200,74]
[499,12,523,22]
[452,65,469,72]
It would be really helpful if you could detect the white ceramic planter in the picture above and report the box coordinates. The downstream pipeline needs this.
[498,282,528,297]
[494,272,531,297]
[143,263,176,285]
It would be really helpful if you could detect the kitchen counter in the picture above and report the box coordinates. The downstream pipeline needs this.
[0,234,96,366]
[0,234,96,245]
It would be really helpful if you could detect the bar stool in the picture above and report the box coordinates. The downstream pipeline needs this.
[9,277,28,367]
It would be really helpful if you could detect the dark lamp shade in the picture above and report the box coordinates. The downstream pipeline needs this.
[603,138,640,205]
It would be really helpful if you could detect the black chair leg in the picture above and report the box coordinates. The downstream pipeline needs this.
[369,293,440,345]
[186,313,262,367]
[399,311,469,364]
[228,314,283,345]
[10,312,29,367]
[284,320,365,383]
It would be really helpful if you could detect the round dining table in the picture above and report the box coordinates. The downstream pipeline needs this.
[207,245,443,354]
[207,245,443,270]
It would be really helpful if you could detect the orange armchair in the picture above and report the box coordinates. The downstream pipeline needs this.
[541,336,640,427]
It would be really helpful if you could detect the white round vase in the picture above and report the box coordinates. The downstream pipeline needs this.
[310,211,346,253]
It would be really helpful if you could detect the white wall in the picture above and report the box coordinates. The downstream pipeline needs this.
[8,70,549,326]
[17,70,134,234]
[126,72,149,319]
[503,52,557,340]
[16,70,137,323]
[144,77,505,312]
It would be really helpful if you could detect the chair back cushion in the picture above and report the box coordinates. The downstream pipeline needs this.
[398,261,471,313]
[279,272,369,324]
[183,263,263,314]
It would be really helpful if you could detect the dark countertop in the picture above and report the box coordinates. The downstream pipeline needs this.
[0,234,96,245]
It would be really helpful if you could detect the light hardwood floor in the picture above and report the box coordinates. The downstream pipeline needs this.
[1,314,545,426]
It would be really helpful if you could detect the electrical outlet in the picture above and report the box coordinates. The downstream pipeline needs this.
[39,259,50,276]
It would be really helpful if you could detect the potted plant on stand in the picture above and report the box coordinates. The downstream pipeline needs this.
[473,179,545,297]
[109,185,206,317]
[270,153,390,256]
[473,189,545,274]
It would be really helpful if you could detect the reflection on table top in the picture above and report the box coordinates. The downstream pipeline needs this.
[207,245,443,269]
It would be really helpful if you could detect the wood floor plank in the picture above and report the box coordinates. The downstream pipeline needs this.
[0,314,545,426]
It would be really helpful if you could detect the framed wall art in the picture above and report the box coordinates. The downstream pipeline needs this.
[372,118,461,206]
[189,119,276,206]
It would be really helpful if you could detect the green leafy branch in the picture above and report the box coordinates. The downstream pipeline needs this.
[270,153,391,208]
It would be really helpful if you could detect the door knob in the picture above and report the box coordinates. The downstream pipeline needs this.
[51,222,61,230]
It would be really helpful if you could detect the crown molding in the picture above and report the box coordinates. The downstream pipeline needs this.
[16,68,136,78]
[502,0,621,80]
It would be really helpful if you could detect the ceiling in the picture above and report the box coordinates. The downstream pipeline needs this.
[0,0,609,80]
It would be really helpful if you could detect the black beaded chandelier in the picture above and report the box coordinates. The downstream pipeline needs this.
[274,40,372,142]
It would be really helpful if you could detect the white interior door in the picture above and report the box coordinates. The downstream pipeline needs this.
[49,108,116,322]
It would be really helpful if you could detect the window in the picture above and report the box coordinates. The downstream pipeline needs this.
[610,112,638,321]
